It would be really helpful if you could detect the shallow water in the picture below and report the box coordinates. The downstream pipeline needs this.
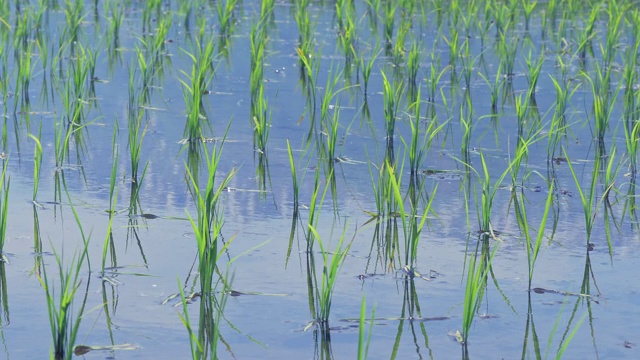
[0,0,639,359]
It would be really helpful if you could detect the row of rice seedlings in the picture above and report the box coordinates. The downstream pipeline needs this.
[183,138,237,359]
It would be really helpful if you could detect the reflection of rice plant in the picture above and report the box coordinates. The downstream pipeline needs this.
[357,295,376,360]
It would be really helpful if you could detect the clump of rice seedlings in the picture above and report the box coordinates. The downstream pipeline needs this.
[521,0,537,32]
[251,85,271,156]
[217,0,238,39]
[524,50,544,101]
[563,148,614,258]
[381,70,403,162]
[179,37,216,142]
[382,0,397,48]
[461,238,499,346]
[40,188,91,360]
[514,181,556,289]
[602,2,624,70]
[183,137,237,359]
[584,65,620,143]
[497,33,518,80]
[15,40,35,111]
[128,109,149,184]
[387,158,437,267]
[359,42,380,96]
[443,27,460,69]
[406,40,420,99]
[306,224,353,327]
[62,0,86,45]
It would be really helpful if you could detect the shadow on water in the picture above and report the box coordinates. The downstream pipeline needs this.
[390,277,433,360]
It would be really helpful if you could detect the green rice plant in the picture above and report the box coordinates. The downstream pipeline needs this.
[101,124,119,274]
[563,148,614,258]
[406,40,420,98]
[217,0,238,39]
[475,152,512,236]
[497,33,518,78]
[128,109,149,184]
[184,138,237,359]
[179,38,216,142]
[584,67,620,142]
[305,168,331,250]
[307,224,353,324]
[251,85,271,155]
[461,238,499,345]
[524,50,544,101]
[40,243,91,360]
[61,0,85,45]
[357,295,376,360]
[514,182,555,289]
[28,125,43,202]
[425,50,449,103]
[39,186,92,360]
[387,158,438,266]
[443,27,460,69]
[623,115,640,177]
[602,1,624,69]
[383,0,397,46]
[521,0,537,31]
[359,42,380,96]
[381,70,404,161]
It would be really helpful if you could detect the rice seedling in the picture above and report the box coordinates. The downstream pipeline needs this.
[381,70,403,162]
[406,41,420,99]
[306,224,353,326]
[179,37,216,142]
[217,0,238,39]
[101,125,119,274]
[127,108,149,184]
[183,137,237,359]
[28,125,43,202]
[61,0,86,45]
[584,66,620,142]
[382,0,397,47]
[563,148,614,258]
[39,195,91,360]
[387,157,438,267]
[521,0,537,32]
[251,85,271,156]
[306,168,331,250]
[525,50,545,101]
[359,42,380,96]
[461,238,499,346]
